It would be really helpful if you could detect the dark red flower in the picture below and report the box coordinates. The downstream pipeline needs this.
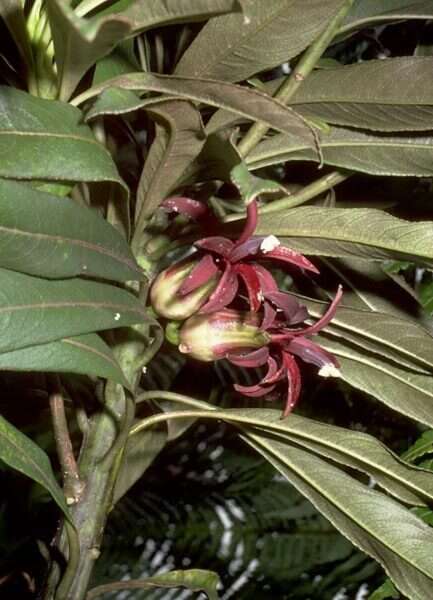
[152,198,319,319]
[179,286,343,417]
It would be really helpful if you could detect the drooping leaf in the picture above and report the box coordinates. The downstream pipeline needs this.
[318,336,433,428]
[269,57,433,131]
[246,433,433,600]
[0,0,33,68]
[0,413,70,520]
[0,86,127,197]
[73,73,316,151]
[0,333,129,388]
[341,0,433,36]
[140,401,433,509]
[298,294,433,373]
[113,425,168,502]
[0,179,141,281]
[135,100,206,222]
[0,268,148,354]
[256,207,433,267]
[93,39,140,85]
[248,126,433,176]
[402,431,433,463]
[230,162,284,205]
[175,0,348,82]
[46,0,132,101]
[98,0,241,32]
[86,569,220,600]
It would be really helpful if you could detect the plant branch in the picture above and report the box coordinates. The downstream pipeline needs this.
[49,382,84,506]
[223,170,350,222]
[237,0,355,158]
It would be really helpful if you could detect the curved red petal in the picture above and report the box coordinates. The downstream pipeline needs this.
[281,353,302,417]
[261,301,277,330]
[262,246,319,274]
[253,264,279,293]
[234,263,262,311]
[298,285,343,336]
[286,337,339,369]
[264,291,307,323]
[227,346,269,368]
[178,255,219,296]
[229,237,263,262]
[234,382,276,397]
[195,236,234,258]
[161,196,208,220]
[198,263,238,313]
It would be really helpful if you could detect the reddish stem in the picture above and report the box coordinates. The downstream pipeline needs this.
[235,200,258,247]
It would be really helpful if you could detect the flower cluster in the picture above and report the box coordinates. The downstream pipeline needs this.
[151,197,342,417]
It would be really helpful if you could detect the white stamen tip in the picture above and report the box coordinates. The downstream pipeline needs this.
[142,366,147,374]
[318,364,340,378]
[260,235,280,253]
[114,312,121,321]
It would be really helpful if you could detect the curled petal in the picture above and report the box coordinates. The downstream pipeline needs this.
[229,237,263,262]
[261,301,277,330]
[282,353,302,418]
[227,346,269,368]
[299,285,343,336]
[262,356,285,384]
[178,255,219,296]
[234,382,276,398]
[253,264,279,293]
[264,291,307,323]
[198,263,238,313]
[195,236,234,258]
[234,200,258,247]
[161,196,208,220]
[234,263,262,311]
[260,245,319,274]
[287,336,339,370]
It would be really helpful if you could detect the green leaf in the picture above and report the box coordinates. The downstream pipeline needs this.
[0,0,33,67]
[113,425,168,502]
[256,207,433,267]
[230,162,284,205]
[402,431,433,463]
[246,433,433,600]
[0,86,127,197]
[0,333,129,388]
[87,569,220,600]
[46,0,135,101]
[147,402,433,508]
[175,0,348,82]
[136,100,206,221]
[369,579,400,600]
[341,0,433,36]
[298,294,433,373]
[98,0,240,31]
[0,268,147,354]
[248,126,433,176]
[93,39,140,85]
[268,57,433,132]
[319,336,433,428]
[0,179,141,281]
[0,413,70,520]
[74,73,316,151]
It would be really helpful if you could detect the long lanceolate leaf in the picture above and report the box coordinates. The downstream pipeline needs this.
[0,179,141,281]
[0,268,147,355]
[256,207,433,267]
[175,0,349,82]
[0,414,70,520]
[286,58,433,132]
[341,0,433,36]
[73,73,316,151]
[0,86,127,197]
[247,433,433,600]
[248,127,433,176]
[0,334,129,387]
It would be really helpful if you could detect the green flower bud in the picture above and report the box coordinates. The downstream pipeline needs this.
[178,310,270,362]
[150,259,218,320]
